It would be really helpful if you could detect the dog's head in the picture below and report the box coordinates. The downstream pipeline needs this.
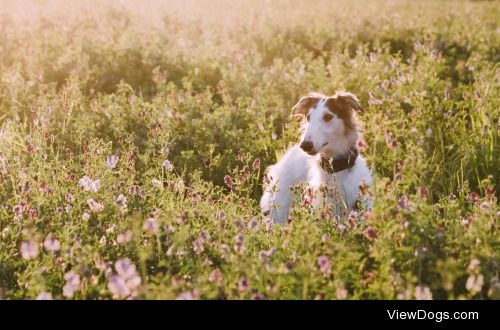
[292,92,361,156]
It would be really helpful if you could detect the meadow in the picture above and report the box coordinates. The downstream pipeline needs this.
[0,0,498,300]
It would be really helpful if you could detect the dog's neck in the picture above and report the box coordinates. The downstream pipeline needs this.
[319,131,359,173]
[319,147,358,173]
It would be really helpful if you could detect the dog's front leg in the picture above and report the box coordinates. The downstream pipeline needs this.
[307,166,327,210]
[260,180,292,225]
[308,168,348,218]
[260,145,310,224]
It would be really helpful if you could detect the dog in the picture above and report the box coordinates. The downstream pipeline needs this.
[260,91,372,224]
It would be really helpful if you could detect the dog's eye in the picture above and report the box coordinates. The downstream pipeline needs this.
[323,113,334,122]
[306,114,310,121]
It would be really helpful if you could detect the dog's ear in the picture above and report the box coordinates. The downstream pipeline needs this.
[336,92,362,112]
[291,93,322,116]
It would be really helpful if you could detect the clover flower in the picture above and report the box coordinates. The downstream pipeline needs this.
[79,176,100,192]
[467,192,480,202]
[192,230,211,254]
[258,247,276,261]
[479,201,491,213]
[468,259,481,273]
[63,271,81,298]
[252,293,265,300]
[238,278,249,292]
[224,175,235,192]
[36,292,53,300]
[107,258,142,299]
[247,218,259,230]
[398,195,410,211]
[152,179,162,188]
[176,290,199,300]
[28,207,38,219]
[385,131,397,149]
[87,198,104,213]
[209,269,222,284]
[336,288,348,299]
[415,285,433,300]
[43,234,60,252]
[22,181,30,194]
[143,218,158,234]
[13,204,24,220]
[356,137,367,150]
[115,194,128,213]
[317,256,331,276]
[363,226,378,240]
[466,274,484,295]
[64,193,74,203]
[105,224,117,234]
[21,240,38,260]
[163,159,174,171]
[108,276,130,298]
[106,155,119,169]
[233,233,245,253]
[117,230,133,244]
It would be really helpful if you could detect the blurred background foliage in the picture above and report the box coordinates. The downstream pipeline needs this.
[0,0,498,299]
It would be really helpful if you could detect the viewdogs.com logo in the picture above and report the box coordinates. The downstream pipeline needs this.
[387,310,479,323]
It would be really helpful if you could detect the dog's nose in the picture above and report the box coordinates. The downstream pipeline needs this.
[300,141,314,152]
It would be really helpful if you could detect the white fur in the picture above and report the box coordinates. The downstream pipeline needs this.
[260,93,372,224]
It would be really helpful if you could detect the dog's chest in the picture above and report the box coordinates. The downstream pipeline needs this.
[321,169,359,210]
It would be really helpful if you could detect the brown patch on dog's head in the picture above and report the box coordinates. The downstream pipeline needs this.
[291,92,324,116]
[325,92,362,131]
[336,92,362,111]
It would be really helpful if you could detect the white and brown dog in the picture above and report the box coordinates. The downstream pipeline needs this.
[260,92,372,224]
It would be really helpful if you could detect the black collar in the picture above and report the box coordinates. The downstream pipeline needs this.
[319,147,358,173]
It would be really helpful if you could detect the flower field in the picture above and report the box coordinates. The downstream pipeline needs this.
[0,0,498,300]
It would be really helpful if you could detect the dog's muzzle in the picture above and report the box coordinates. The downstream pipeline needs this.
[300,141,314,154]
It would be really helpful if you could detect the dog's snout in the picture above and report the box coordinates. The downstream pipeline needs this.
[300,141,314,152]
